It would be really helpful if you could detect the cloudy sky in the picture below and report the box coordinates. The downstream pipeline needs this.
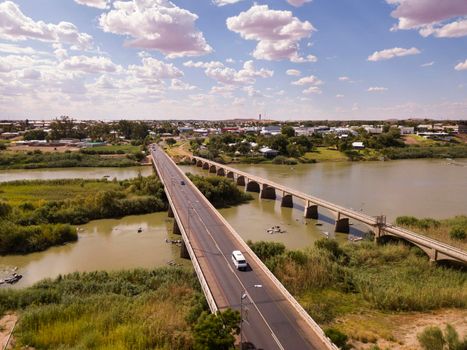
[0,0,466,120]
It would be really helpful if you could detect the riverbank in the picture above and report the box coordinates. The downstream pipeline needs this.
[396,215,467,250]
[0,151,142,169]
[0,268,206,349]
[248,239,467,349]
[0,173,251,255]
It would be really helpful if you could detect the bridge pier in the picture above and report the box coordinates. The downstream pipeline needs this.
[173,220,181,235]
[246,180,260,193]
[216,168,225,176]
[236,176,245,186]
[168,205,174,218]
[429,249,438,262]
[180,240,190,259]
[335,213,350,233]
[281,193,293,208]
[304,204,318,219]
[260,185,276,199]
[209,165,217,173]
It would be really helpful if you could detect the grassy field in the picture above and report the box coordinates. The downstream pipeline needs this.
[0,179,121,205]
[403,134,440,146]
[304,147,349,162]
[0,268,205,350]
[396,215,467,250]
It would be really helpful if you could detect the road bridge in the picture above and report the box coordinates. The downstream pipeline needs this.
[191,156,467,265]
[151,145,337,350]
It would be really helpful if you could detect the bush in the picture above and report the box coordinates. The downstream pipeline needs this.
[450,227,466,241]
[325,328,350,350]
[247,240,285,260]
[418,326,445,350]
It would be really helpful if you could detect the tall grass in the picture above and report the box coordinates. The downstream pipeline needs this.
[0,268,205,349]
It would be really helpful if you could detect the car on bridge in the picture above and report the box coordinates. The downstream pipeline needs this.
[231,250,248,271]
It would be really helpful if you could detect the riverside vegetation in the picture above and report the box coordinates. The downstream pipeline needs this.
[0,174,251,255]
[247,239,467,348]
[0,267,240,350]
[396,215,467,250]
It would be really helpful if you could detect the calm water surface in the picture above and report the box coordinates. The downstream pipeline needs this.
[1,159,465,288]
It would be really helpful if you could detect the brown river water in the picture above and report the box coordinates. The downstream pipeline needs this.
[1,158,466,287]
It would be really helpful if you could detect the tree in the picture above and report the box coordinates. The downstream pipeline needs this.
[193,309,241,350]
[23,129,48,140]
[166,138,177,146]
[281,125,295,138]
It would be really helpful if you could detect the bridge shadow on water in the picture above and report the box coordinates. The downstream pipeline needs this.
[271,195,368,239]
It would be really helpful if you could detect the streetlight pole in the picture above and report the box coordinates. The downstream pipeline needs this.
[240,284,262,350]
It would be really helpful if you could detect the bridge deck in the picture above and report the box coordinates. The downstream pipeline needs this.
[152,146,335,350]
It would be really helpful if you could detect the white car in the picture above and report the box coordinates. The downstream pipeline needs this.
[231,250,248,271]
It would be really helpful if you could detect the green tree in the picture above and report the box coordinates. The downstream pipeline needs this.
[23,129,48,140]
[281,125,295,138]
[166,138,177,146]
[193,309,241,350]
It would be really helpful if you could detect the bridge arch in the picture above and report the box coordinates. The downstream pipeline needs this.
[236,175,246,186]
[217,167,226,176]
[246,180,261,193]
[209,165,217,173]
[196,160,203,167]
[260,184,276,199]
[226,171,235,180]
[376,234,432,260]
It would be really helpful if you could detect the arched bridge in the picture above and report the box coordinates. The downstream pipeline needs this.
[151,145,338,350]
[191,156,467,265]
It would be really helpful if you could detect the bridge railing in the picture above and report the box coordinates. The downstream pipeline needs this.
[184,155,339,350]
[152,153,219,313]
[192,156,467,263]
[192,156,377,224]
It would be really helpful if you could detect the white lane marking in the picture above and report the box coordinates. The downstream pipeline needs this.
[189,204,285,350]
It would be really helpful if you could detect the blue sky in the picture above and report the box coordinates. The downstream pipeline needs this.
[0,0,466,120]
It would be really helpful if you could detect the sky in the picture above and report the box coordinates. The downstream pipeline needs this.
[0,0,466,121]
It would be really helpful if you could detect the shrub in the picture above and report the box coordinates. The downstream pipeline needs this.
[247,240,285,260]
[450,227,466,241]
[325,328,350,350]
[418,326,445,350]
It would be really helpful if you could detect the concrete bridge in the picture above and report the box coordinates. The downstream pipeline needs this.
[191,156,467,265]
[151,145,338,350]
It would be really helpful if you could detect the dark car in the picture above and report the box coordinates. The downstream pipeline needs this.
[180,180,185,185]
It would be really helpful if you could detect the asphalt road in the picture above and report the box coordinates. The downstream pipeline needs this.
[151,145,329,350]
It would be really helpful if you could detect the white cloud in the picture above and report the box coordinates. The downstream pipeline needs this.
[226,4,316,62]
[170,79,196,91]
[60,55,119,73]
[367,86,388,92]
[339,76,350,81]
[129,57,184,80]
[286,0,312,7]
[226,58,235,64]
[212,0,244,6]
[302,86,321,94]
[187,60,273,86]
[0,1,93,50]
[336,94,344,98]
[286,69,301,76]
[420,19,467,38]
[387,0,467,38]
[75,0,110,9]
[367,47,420,61]
[454,59,467,71]
[292,75,322,86]
[421,61,434,67]
[99,0,212,58]
[184,60,224,69]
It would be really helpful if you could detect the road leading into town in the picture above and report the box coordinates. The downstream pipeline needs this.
[151,145,334,350]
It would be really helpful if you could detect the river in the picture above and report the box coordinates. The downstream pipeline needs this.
[1,158,466,287]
